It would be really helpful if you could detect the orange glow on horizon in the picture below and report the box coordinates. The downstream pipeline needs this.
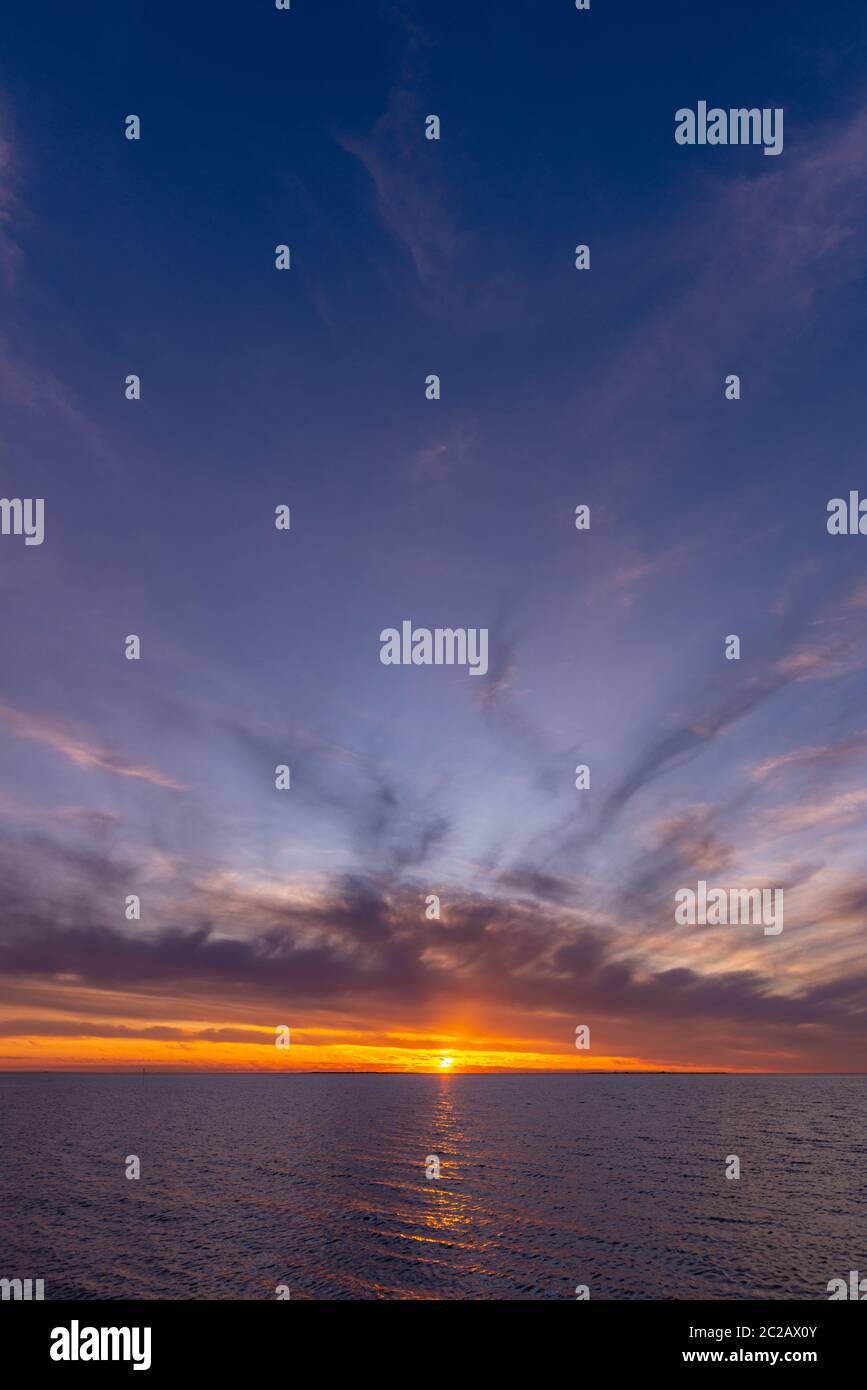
[0,1025,736,1073]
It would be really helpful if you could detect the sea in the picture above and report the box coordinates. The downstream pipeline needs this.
[1,1073,864,1300]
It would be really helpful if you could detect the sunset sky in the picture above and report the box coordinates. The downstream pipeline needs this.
[2,1,867,1073]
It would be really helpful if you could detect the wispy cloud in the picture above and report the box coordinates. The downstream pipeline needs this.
[337,15,466,306]
[0,700,186,790]
[751,735,867,781]
[573,105,867,468]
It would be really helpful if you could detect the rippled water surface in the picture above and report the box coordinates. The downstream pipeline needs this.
[1,1073,864,1299]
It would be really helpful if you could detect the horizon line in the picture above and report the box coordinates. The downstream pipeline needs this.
[3,1068,867,1077]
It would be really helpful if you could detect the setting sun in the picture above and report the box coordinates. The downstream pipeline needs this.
[439,1056,454,1069]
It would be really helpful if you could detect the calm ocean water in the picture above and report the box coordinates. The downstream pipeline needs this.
[1,1073,864,1300]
